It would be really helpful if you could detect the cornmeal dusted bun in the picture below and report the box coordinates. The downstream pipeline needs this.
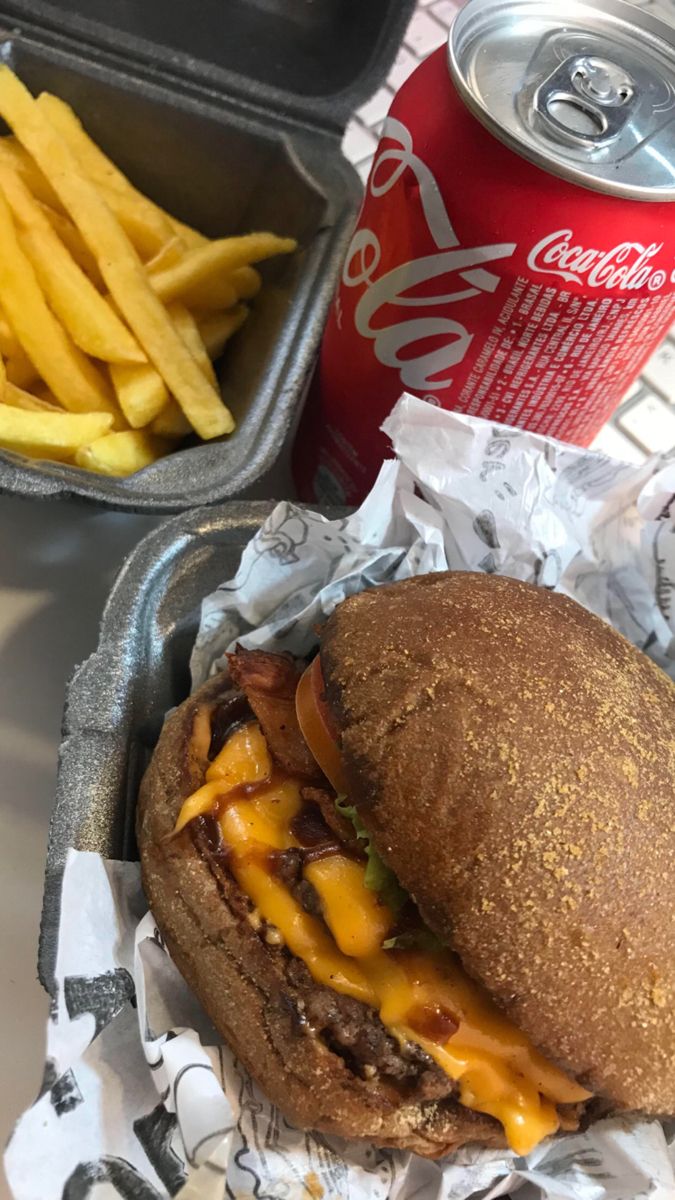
[137,670,505,1156]
[320,571,675,1116]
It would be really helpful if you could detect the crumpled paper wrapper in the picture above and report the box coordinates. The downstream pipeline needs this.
[6,394,675,1200]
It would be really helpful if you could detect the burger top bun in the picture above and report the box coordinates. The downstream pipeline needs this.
[320,572,675,1115]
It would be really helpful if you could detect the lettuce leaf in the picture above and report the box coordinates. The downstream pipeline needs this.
[335,795,407,914]
[382,930,444,953]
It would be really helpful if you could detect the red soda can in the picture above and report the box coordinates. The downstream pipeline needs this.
[294,0,675,505]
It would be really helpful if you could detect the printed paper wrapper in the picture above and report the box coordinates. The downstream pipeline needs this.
[6,394,675,1200]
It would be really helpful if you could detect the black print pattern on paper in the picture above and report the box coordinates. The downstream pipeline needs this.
[218,506,353,598]
[133,1104,186,1197]
[62,1157,163,1200]
[38,1056,58,1101]
[473,510,500,549]
[38,1059,83,1116]
[51,1068,84,1117]
[232,1073,280,1200]
[479,426,519,484]
[258,510,310,566]
[534,550,562,590]
[478,552,497,574]
[653,516,675,622]
[151,925,166,952]
[218,505,311,598]
[539,1145,612,1180]
[64,968,136,1041]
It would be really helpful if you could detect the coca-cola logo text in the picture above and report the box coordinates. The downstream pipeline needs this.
[341,117,517,391]
[527,229,668,291]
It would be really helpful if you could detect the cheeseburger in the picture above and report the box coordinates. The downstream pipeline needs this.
[138,572,675,1157]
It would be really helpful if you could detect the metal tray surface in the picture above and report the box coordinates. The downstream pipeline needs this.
[38,500,343,996]
[0,0,416,131]
[0,25,362,511]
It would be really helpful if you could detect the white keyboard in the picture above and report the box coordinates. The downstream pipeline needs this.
[342,0,675,463]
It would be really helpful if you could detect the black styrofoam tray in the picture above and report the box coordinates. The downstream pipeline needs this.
[38,500,343,996]
[0,0,416,510]
[0,23,362,510]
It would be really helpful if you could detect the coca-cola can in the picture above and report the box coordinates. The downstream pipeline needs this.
[294,0,675,505]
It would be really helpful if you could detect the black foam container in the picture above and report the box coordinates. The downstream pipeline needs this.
[0,0,414,510]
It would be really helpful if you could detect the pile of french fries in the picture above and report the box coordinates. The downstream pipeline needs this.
[0,66,297,476]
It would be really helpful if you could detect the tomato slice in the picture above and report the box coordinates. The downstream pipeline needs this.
[296,656,347,794]
[309,654,341,741]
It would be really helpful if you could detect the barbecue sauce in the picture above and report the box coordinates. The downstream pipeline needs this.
[406,1003,459,1044]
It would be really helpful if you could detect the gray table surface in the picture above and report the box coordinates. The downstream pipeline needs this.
[0,495,160,1197]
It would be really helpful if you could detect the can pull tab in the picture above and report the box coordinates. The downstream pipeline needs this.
[534,55,636,147]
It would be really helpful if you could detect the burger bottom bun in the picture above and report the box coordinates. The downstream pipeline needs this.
[137,673,507,1156]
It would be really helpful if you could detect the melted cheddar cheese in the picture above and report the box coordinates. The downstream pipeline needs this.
[177,721,590,1154]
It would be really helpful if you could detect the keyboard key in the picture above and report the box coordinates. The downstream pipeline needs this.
[357,86,394,128]
[640,339,675,402]
[388,45,418,90]
[590,424,646,465]
[405,9,448,55]
[431,0,462,28]
[617,391,675,454]
[620,379,643,405]
[342,120,378,165]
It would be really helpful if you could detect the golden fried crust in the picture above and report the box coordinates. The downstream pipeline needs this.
[321,572,675,1115]
[136,671,505,1156]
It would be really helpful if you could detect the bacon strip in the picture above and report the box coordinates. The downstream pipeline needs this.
[300,787,361,853]
[227,646,324,783]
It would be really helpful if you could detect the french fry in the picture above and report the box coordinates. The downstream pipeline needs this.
[146,236,185,275]
[0,183,119,417]
[0,166,145,363]
[150,307,248,438]
[2,381,61,412]
[110,361,169,428]
[150,399,192,438]
[166,214,207,249]
[0,310,19,358]
[0,348,5,399]
[36,94,125,191]
[0,70,233,438]
[0,405,112,459]
[198,305,249,360]
[164,274,237,312]
[100,188,175,259]
[20,224,144,363]
[151,233,297,307]
[36,92,174,256]
[1,140,168,276]
[33,95,205,259]
[0,136,61,207]
[0,306,39,387]
[168,303,217,387]
[5,354,38,390]
[30,380,62,406]
[75,429,169,475]
[231,265,262,301]
[39,202,104,287]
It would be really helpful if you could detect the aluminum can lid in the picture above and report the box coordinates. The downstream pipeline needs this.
[450,0,675,200]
